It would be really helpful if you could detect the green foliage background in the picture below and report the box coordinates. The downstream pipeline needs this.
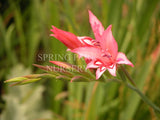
[0,0,160,120]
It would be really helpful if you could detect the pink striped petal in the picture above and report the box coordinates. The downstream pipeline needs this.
[94,61,103,66]
[107,64,116,76]
[88,10,104,41]
[77,36,95,46]
[71,47,102,59]
[101,25,118,59]
[86,60,99,69]
[50,26,82,49]
[96,67,107,79]
[116,52,134,67]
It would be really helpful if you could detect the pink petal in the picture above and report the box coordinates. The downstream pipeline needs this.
[85,58,92,64]
[67,48,71,51]
[71,47,102,59]
[107,64,116,76]
[96,67,107,79]
[95,61,103,66]
[50,26,83,49]
[116,52,134,67]
[101,25,118,59]
[77,36,95,46]
[86,60,99,69]
[88,10,104,41]
[50,61,73,69]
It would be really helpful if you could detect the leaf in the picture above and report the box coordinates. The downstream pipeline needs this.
[71,76,89,82]
[5,74,50,86]
[50,61,85,72]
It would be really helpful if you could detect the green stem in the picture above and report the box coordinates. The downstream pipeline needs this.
[120,65,136,87]
[126,82,160,113]
[120,66,160,114]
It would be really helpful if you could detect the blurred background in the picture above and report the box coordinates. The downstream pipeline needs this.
[0,0,160,120]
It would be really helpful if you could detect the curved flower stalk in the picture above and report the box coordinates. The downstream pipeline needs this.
[50,10,134,79]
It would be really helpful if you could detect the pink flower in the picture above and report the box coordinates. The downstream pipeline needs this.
[50,26,96,50]
[71,11,134,79]
[50,10,134,79]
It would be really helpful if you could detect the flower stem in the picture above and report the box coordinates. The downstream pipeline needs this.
[120,66,160,114]
[126,82,160,113]
[120,65,136,87]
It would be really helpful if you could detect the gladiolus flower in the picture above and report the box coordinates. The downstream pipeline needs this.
[50,10,134,79]
[50,26,96,50]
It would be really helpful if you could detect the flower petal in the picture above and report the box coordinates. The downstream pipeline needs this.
[88,10,104,41]
[86,60,99,69]
[101,25,118,59]
[116,52,134,67]
[50,61,73,69]
[85,58,92,64]
[77,36,95,46]
[50,26,82,49]
[107,64,116,76]
[71,47,102,59]
[96,67,107,79]
[95,61,103,66]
